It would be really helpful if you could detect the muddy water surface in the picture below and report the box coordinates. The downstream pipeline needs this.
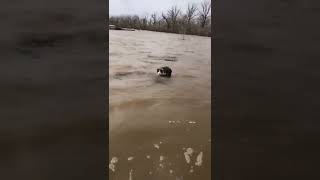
[109,30,211,180]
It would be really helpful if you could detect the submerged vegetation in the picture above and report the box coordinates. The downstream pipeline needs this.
[109,0,212,37]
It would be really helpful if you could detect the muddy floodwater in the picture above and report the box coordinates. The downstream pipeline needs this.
[109,30,211,180]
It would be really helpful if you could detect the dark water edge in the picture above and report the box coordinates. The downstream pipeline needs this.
[214,0,320,179]
[0,1,107,179]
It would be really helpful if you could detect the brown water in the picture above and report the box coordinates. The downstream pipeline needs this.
[109,30,211,180]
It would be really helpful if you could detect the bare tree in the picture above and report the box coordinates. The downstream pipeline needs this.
[132,15,140,29]
[198,0,211,28]
[161,13,170,30]
[150,13,158,30]
[186,3,197,33]
[167,6,181,32]
[178,15,187,39]
[187,3,197,24]
[151,13,157,25]
[139,15,148,30]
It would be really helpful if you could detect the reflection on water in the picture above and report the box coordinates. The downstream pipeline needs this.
[109,30,211,180]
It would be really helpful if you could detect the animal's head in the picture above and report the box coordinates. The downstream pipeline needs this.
[157,68,163,76]
[156,67,172,77]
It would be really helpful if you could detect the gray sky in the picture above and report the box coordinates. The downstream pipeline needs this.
[110,0,204,16]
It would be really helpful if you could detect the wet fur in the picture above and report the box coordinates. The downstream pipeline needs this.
[157,66,172,77]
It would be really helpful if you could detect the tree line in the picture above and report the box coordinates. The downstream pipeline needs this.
[109,0,212,37]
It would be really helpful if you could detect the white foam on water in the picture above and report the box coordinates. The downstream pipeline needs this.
[190,165,194,173]
[186,148,194,155]
[153,144,160,149]
[159,163,164,168]
[109,164,116,172]
[129,169,133,180]
[172,120,181,123]
[184,148,194,164]
[109,157,119,172]
[110,157,118,164]
[159,155,164,161]
[184,153,191,164]
[195,152,203,166]
[128,156,134,161]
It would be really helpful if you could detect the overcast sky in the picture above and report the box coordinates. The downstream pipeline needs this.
[110,0,204,16]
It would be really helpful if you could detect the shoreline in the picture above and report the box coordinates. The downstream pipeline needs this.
[109,29,212,38]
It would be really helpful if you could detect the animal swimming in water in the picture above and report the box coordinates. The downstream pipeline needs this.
[157,66,172,77]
